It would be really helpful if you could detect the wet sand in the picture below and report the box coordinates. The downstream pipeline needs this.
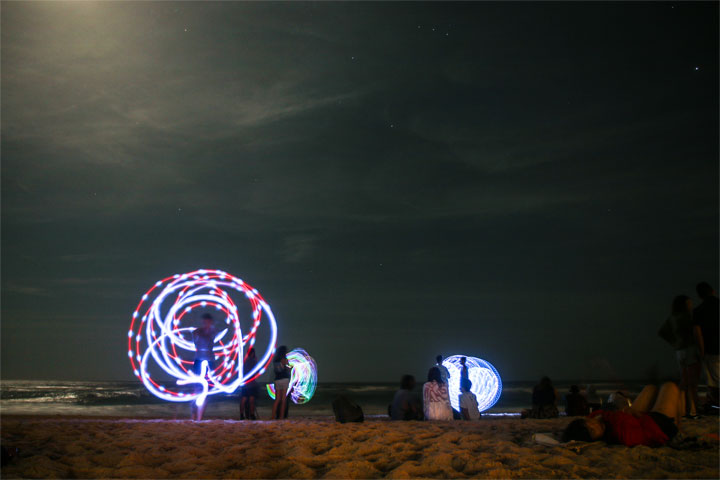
[1,415,717,478]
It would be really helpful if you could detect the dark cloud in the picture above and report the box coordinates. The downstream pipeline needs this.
[2,2,717,382]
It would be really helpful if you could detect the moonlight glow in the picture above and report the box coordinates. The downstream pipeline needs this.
[127,269,278,406]
[442,355,502,412]
[267,348,318,404]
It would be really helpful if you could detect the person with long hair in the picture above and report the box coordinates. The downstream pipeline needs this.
[423,367,453,420]
[271,345,292,420]
[659,295,702,418]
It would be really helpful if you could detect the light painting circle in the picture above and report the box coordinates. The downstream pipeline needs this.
[266,348,317,404]
[127,269,278,406]
[442,355,502,412]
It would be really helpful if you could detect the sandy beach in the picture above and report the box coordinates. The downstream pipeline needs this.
[1,415,717,479]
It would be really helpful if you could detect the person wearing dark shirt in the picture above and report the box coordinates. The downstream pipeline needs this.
[694,282,719,411]
[522,376,559,418]
[563,382,682,447]
[271,345,292,420]
[565,385,590,416]
[390,375,421,420]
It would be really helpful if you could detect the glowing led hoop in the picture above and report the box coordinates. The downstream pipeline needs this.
[127,269,278,406]
[266,348,317,404]
[442,355,502,412]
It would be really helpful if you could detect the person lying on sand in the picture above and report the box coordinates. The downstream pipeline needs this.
[562,381,683,447]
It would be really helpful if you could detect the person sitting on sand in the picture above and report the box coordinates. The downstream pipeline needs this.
[240,347,258,420]
[584,384,602,412]
[658,295,702,418]
[562,382,683,447]
[459,378,480,420]
[271,345,292,420]
[565,385,589,417]
[423,367,453,421]
[435,355,451,384]
[390,374,422,420]
[191,313,216,421]
[521,376,559,419]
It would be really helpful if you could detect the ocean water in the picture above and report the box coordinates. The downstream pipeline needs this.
[0,379,650,419]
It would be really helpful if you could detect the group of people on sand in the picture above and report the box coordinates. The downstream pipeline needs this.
[238,344,295,421]
[560,281,719,447]
[189,312,294,421]
[389,355,481,421]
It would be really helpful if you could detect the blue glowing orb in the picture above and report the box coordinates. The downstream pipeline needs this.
[442,355,502,412]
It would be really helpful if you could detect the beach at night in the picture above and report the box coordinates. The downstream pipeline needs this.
[2,2,718,479]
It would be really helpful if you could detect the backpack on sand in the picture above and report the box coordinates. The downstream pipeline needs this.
[332,395,364,423]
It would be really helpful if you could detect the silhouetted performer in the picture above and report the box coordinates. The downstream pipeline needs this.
[271,345,292,419]
[435,355,450,384]
[240,347,258,420]
[191,313,216,421]
[694,282,719,411]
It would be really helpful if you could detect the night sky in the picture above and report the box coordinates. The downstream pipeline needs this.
[2,2,718,383]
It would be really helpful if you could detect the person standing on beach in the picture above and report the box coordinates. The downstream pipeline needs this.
[423,367,453,420]
[271,345,292,420]
[240,347,258,420]
[658,295,702,418]
[191,313,216,421]
[435,355,450,384]
[694,282,719,412]
[459,357,470,384]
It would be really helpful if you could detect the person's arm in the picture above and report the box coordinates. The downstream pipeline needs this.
[461,407,470,420]
[694,325,705,357]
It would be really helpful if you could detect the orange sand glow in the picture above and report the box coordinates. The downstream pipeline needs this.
[1,415,718,478]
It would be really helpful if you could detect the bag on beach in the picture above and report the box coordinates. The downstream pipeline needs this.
[332,395,364,423]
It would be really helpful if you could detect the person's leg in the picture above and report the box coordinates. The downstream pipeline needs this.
[197,400,207,421]
[687,362,702,416]
[630,385,658,414]
[272,387,287,419]
[249,396,256,419]
[240,396,247,419]
[680,366,699,416]
[650,381,681,425]
[271,394,280,419]
[279,390,288,420]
